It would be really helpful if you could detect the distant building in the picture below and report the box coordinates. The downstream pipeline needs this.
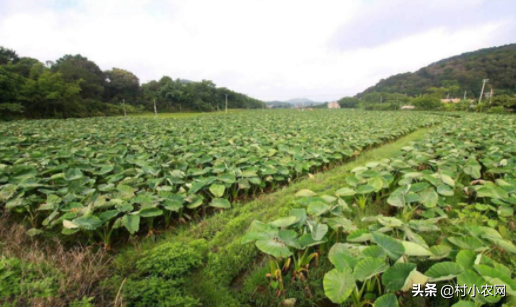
[441,98,461,103]
[400,105,415,110]
[328,101,341,109]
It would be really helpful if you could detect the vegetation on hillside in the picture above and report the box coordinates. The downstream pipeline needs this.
[357,44,516,98]
[0,46,264,120]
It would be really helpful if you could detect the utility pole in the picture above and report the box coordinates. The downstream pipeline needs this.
[122,99,127,117]
[478,79,489,104]
[179,104,182,112]
[225,94,228,113]
[380,95,383,103]
[153,99,158,118]
[464,90,467,100]
[489,88,493,104]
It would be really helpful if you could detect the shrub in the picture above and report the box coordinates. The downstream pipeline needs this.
[487,106,507,114]
[411,95,441,110]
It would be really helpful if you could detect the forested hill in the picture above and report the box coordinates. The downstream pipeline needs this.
[357,43,516,98]
[0,46,265,119]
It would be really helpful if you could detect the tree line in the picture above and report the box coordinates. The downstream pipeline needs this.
[0,46,265,119]
[334,87,516,113]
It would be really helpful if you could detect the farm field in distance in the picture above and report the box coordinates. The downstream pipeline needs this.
[1,110,516,307]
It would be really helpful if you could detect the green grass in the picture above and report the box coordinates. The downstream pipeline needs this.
[112,127,432,306]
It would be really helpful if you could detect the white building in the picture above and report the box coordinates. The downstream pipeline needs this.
[328,101,341,109]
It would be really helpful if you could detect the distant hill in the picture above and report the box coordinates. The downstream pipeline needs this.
[266,98,324,108]
[357,43,516,98]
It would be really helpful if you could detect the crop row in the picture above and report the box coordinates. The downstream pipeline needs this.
[0,110,439,246]
[242,114,516,306]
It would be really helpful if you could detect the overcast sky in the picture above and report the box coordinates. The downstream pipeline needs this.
[1,0,515,101]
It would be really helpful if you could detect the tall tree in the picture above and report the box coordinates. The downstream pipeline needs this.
[103,68,140,103]
[20,63,81,117]
[0,47,20,65]
[52,54,105,99]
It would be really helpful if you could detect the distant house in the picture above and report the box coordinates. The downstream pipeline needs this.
[441,98,461,103]
[328,101,341,109]
[400,105,415,110]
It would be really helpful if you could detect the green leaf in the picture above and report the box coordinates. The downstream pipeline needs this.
[487,238,516,254]
[72,216,102,231]
[116,185,135,199]
[270,216,298,228]
[295,189,316,198]
[307,202,331,216]
[186,195,204,209]
[419,188,438,208]
[401,241,432,257]
[368,177,384,192]
[323,267,356,304]
[353,257,389,282]
[382,263,416,292]
[362,245,386,258]
[122,214,140,234]
[209,184,225,198]
[387,188,405,208]
[209,198,231,209]
[65,168,84,181]
[374,293,398,307]
[437,184,454,196]
[335,187,356,197]
[255,238,292,258]
[347,229,372,243]
[447,236,486,251]
[26,228,44,237]
[455,250,476,270]
[357,185,375,194]
[441,174,455,187]
[310,222,329,241]
[325,217,357,232]
[425,262,464,282]
[377,216,404,228]
[96,165,114,175]
[429,245,452,260]
[328,247,358,272]
[372,232,405,261]
[188,180,206,194]
[0,184,18,201]
[139,207,163,218]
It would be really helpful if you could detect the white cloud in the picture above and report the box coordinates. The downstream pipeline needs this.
[0,0,514,101]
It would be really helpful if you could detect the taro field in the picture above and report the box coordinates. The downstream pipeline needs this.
[3,110,516,307]
[0,110,438,247]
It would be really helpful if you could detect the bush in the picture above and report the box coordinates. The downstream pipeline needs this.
[135,240,207,279]
[411,95,441,110]
[0,103,25,120]
[487,106,507,114]
[123,277,200,307]
[337,97,359,108]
